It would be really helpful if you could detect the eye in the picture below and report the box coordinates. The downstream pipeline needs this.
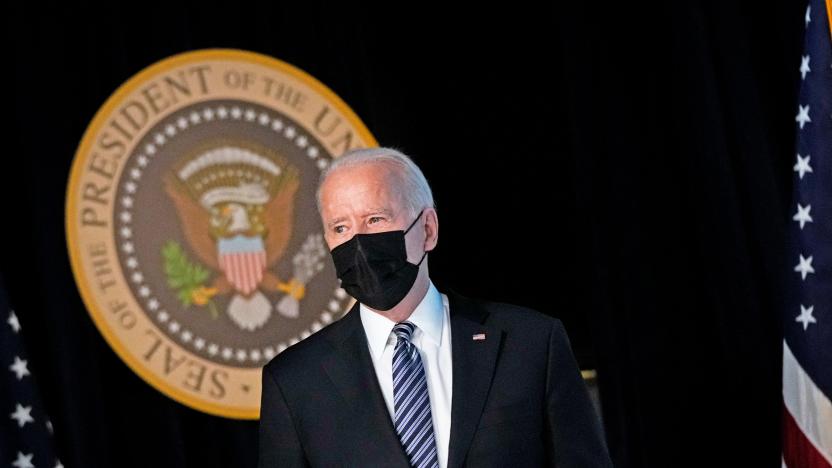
[368,216,384,224]
[333,225,347,234]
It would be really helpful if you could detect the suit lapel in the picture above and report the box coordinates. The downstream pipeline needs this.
[321,303,410,466]
[446,291,503,468]
[321,291,504,468]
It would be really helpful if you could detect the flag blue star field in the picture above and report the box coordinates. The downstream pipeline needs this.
[0,274,63,468]
[781,1,832,466]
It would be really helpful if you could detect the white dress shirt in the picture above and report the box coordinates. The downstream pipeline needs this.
[360,281,453,468]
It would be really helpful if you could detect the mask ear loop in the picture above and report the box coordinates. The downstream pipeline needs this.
[404,209,425,235]
[404,209,429,266]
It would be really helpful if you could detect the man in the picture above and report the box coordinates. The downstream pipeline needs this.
[258,147,612,467]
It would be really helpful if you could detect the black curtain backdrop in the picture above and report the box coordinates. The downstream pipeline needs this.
[2,1,805,467]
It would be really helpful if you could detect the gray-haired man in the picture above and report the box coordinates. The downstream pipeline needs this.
[258,147,612,467]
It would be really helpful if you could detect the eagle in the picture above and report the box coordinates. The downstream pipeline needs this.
[163,145,305,331]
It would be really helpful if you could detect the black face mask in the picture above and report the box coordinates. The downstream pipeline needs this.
[330,210,428,311]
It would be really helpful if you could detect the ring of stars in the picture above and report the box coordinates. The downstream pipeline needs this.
[115,103,352,363]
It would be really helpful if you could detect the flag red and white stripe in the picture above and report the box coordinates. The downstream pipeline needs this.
[783,342,832,467]
[219,250,267,295]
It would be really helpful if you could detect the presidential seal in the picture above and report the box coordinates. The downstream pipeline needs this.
[66,49,376,419]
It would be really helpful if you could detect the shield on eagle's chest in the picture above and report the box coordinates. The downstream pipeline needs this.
[218,235,267,296]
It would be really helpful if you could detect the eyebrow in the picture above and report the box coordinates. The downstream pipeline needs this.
[326,216,347,229]
[326,208,394,229]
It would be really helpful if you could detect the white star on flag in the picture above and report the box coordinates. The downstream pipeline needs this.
[10,403,34,427]
[795,305,816,331]
[794,254,815,280]
[792,203,813,229]
[795,105,811,129]
[800,55,811,80]
[12,452,34,468]
[782,1,831,464]
[793,154,813,179]
[3,293,61,465]
[7,310,20,333]
[10,355,30,380]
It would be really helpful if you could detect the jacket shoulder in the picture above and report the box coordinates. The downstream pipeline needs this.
[261,313,345,381]
[459,293,562,331]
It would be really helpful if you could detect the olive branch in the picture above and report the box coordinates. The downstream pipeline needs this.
[162,240,218,318]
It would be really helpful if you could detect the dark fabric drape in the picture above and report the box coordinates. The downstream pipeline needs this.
[2,1,804,467]
[559,1,805,466]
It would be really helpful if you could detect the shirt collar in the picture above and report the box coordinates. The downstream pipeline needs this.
[360,281,444,362]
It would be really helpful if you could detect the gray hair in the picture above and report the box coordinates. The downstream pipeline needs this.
[316,147,435,219]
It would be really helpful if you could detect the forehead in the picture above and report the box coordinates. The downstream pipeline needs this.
[320,163,403,215]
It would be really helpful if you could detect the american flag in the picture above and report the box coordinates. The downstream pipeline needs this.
[0,274,63,468]
[782,1,832,466]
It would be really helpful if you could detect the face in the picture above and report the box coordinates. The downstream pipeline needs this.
[319,163,437,264]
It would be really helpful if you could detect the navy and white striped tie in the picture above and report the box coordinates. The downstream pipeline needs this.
[392,321,440,468]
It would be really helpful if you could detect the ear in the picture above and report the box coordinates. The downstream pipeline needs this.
[423,208,439,252]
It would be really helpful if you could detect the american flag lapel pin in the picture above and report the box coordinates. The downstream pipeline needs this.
[472,333,486,341]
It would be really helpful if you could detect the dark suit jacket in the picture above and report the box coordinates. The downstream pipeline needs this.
[258,289,612,467]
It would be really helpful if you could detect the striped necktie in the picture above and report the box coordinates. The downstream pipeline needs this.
[392,321,440,468]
